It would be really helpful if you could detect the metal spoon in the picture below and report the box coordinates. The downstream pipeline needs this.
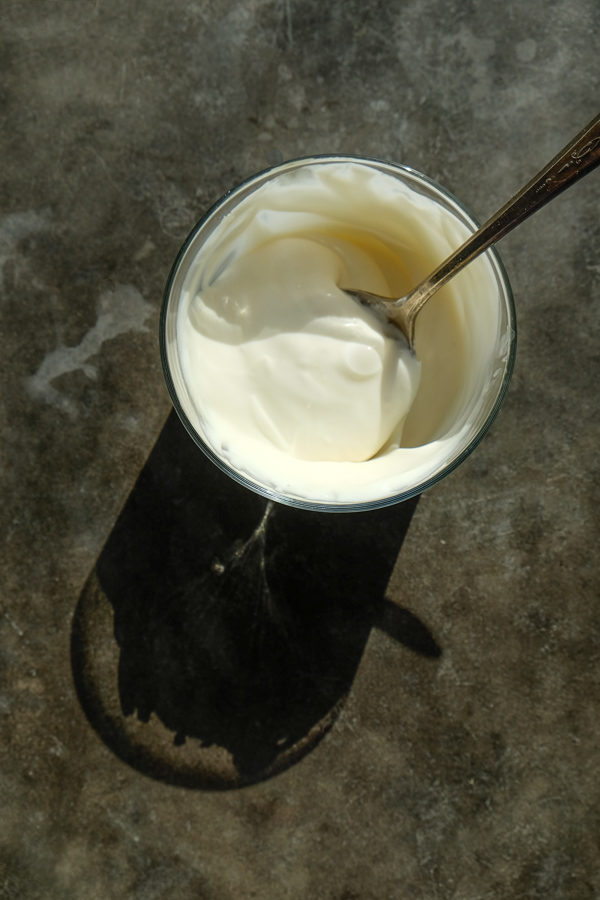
[344,112,600,352]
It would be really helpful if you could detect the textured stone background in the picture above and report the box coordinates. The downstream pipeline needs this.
[1,1,600,898]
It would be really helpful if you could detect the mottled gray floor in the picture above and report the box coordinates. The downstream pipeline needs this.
[1,1,600,898]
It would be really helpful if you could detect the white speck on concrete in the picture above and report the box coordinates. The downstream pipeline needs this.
[278,62,293,81]
[133,239,155,262]
[2,609,25,637]
[49,735,67,757]
[516,38,537,63]
[370,99,390,113]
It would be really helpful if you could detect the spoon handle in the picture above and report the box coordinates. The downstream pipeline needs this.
[402,111,600,327]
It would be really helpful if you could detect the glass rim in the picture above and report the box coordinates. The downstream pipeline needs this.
[160,154,517,513]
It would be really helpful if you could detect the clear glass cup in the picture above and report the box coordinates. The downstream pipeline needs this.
[160,155,516,512]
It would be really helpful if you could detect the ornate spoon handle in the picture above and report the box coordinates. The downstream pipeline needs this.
[395,112,600,346]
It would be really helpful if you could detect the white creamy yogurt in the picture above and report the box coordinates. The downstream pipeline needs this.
[186,236,421,463]
[172,160,511,505]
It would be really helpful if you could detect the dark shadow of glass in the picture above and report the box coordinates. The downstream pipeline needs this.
[71,411,441,789]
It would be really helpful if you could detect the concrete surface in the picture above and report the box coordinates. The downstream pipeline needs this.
[1,1,600,898]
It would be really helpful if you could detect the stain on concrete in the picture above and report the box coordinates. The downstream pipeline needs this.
[26,283,152,415]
